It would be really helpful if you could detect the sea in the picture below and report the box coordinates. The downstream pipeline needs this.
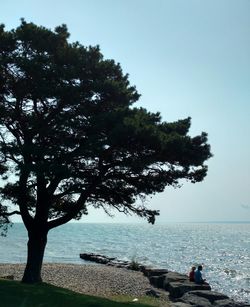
[0,222,249,304]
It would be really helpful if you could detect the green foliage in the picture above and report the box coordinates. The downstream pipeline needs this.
[129,259,140,271]
[0,279,161,307]
[0,20,212,234]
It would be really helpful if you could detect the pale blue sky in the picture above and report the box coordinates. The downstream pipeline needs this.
[1,0,249,223]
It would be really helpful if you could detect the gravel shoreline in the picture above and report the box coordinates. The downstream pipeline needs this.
[0,263,153,298]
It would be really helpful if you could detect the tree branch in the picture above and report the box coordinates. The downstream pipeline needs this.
[2,210,21,216]
[47,191,89,229]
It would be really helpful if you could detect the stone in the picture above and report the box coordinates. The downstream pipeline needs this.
[145,288,161,298]
[216,301,250,307]
[168,281,211,298]
[95,256,110,264]
[179,292,212,306]
[80,253,142,270]
[80,253,104,261]
[163,271,189,290]
[139,265,146,272]
[165,271,189,281]
[170,303,193,307]
[143,268,169,277]
[80,253,118,264]
[182,290,229,303]
[213,299,237,306]
[110,260,130,268]
[79,253,245,307]
[79,253,92,260]
[149,274,166,289]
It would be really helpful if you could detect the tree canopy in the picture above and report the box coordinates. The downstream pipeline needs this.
[0,20,212,233]
[0,20,211,282]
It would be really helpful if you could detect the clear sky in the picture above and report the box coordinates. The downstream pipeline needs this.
[1,0,249,223]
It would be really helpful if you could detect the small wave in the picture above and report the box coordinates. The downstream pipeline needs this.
[223,268,237,277]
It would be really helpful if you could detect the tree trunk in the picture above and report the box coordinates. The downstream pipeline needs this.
[22,230,48,283]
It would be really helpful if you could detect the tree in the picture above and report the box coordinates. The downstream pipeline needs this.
[0,20,212,283]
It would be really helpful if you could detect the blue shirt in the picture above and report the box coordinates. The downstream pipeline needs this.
[194,269,203,283]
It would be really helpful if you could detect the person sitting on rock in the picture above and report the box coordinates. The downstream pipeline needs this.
[189,266,196,282]
[194,265,208,284]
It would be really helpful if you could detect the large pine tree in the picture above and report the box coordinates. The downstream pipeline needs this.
[0,20,211,283]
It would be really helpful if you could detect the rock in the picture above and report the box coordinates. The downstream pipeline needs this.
[182,290,229,303]
[80,253,118,264]
[79,253,245,307]
[80,253,142,270]
[216,301,250,307]
[213,299,238,306]
[95,256,110,264]
[170,303,193,307]
[179,291,233,307]
[138,265,145,271]
[80,253,108,262]
[139,265,147,272]
[179,291,212,306]
[168,281,211,298]
[143,268,169,277]
[145,288,161,298]
[115,264,128,268]
[163,271,189,289]
[149,274,167,288]
[79,253,92,260]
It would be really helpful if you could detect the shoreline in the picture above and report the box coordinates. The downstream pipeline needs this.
[1,262,249,306]
[79,253,250,306]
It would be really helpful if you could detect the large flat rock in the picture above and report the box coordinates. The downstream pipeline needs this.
[213,299,239,306]
[179,292,212,306]
[164,271,189,283]
[182,290,229,303]
[163,271,189,291]
[143,268,169,277]
[179,291,240,307]
[168,281,211,298]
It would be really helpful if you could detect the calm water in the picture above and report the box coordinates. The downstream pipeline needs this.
[0,222,249,303]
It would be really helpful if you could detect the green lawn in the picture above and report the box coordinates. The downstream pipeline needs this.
[0,279,168,307]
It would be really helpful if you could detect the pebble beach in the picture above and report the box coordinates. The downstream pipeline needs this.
[0,263,153,298]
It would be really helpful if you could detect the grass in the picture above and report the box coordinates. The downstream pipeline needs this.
[109,294,169,307]
[0,279,169,307]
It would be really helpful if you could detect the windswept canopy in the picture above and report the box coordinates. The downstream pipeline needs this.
[0,20,212,235]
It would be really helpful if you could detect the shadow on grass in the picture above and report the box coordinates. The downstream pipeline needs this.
[0,279,154,307]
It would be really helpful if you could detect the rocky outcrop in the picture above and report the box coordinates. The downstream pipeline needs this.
[148,270,211,298]
[181,290,230,303]
[80,253,248,307]
[80,253,117,265]
[147,269,246,306]
[80,253,141,269]
[168,281,211,299]
[142,267,169,277]
[178,290,230,306]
